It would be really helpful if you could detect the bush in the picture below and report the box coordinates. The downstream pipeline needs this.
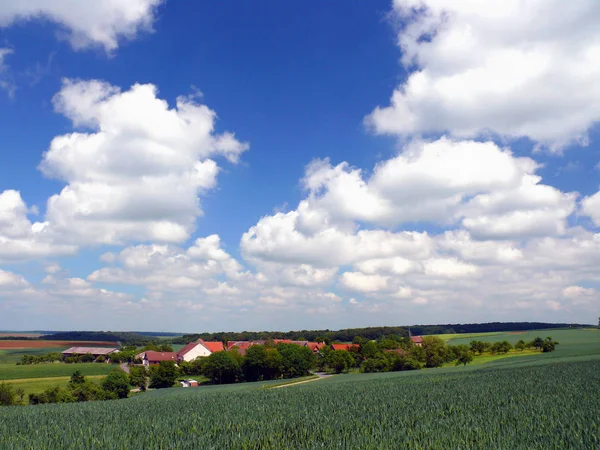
[129,366,148,391]
[0,382,16,406]
[102,369,130,399]
[149,361,180,389]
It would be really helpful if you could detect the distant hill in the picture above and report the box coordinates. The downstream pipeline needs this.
[44,331,155,346]
[171,322,591,344]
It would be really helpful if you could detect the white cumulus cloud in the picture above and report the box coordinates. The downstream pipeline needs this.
[39,79,248,245]
[0,0,163,51]
[366,0,600,151]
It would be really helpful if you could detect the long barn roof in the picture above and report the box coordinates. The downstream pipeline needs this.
[62,347,118,355]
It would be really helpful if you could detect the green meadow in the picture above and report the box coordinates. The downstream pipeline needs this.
[0,328,598,449]
[0,363,115,381]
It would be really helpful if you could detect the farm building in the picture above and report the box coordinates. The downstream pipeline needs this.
[410,336,423,347]
[142,351,178,367]
[273,339,308,346]
[62,347,118,359]
[177,339,225,362]
[180,379,199,388]
[304,342,326,353]
[226,340,265,356]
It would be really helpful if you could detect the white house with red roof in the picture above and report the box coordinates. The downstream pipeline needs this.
[176,339,224,362]
[410,336,423,347]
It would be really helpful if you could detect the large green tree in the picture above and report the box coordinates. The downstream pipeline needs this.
[129,366,149,391]
[327,350,354,374]
[277,344,316,378]
[149,361,180,389]
[453,345,474,366]
[102,369,130,399]
[242,345,268,381]
[202,351,242,384]
[421,336,450,368]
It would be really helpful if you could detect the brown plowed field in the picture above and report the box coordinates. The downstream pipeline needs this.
[508,331,526,335]
[0,340,117,349]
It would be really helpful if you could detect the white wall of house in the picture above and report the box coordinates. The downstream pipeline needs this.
[181,344,211,362]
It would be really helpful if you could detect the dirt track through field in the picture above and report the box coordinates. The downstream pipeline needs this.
[271,373,332,389]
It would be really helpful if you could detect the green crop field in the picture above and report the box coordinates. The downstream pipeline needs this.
[429,331,502,342]
[0,347,71,364]
[0,363,116,381]
[0,328,598,449]
[446,328,597,346]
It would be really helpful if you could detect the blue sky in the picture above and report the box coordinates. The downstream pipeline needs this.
[0,1,599,332]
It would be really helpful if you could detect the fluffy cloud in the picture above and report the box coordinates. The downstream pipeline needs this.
[89,235,245,291]
[366,0,600,151]
[580,189,600,226]
[0,269,29,289]
[0,190,76,262]
[87,234,344,319]
[239,140,598,324]
[0,0,163,51]
[289,138,576,239]
[39,79,248,245]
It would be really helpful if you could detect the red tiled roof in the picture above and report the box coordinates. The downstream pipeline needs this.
[305,342,325,352]
[177,342,198,358]
[331,344,359,351]
[199,340,224,353]
[144,351,177,362]
[410,336,423,344]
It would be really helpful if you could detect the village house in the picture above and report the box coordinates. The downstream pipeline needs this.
[330,343,359,352]
[410,336,423,347]
[176,339,224,362]
[61,347,118,360]
[141,351,178,367]
[304,342,326,353]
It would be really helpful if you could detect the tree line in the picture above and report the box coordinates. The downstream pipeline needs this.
[171,322,582,345]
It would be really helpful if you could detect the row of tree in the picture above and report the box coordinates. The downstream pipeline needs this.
[469,337,559,355]
[171,323,581,345]
[178,343,317,384]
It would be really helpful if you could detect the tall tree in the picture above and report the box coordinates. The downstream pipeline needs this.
[102,369,130,399]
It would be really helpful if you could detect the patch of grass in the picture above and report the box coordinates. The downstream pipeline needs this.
[429,332,502,342]
[0,363,116,380]
[0,347,70,364]
[4,375,107,404]
[443,349,539,367]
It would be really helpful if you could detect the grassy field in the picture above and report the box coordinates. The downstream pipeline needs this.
[0,328,598,449]
[0,363,116,381]
[445,328,597,346]
[428,331,502,342]
[0,347,69,364]
[5,375,107,403]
